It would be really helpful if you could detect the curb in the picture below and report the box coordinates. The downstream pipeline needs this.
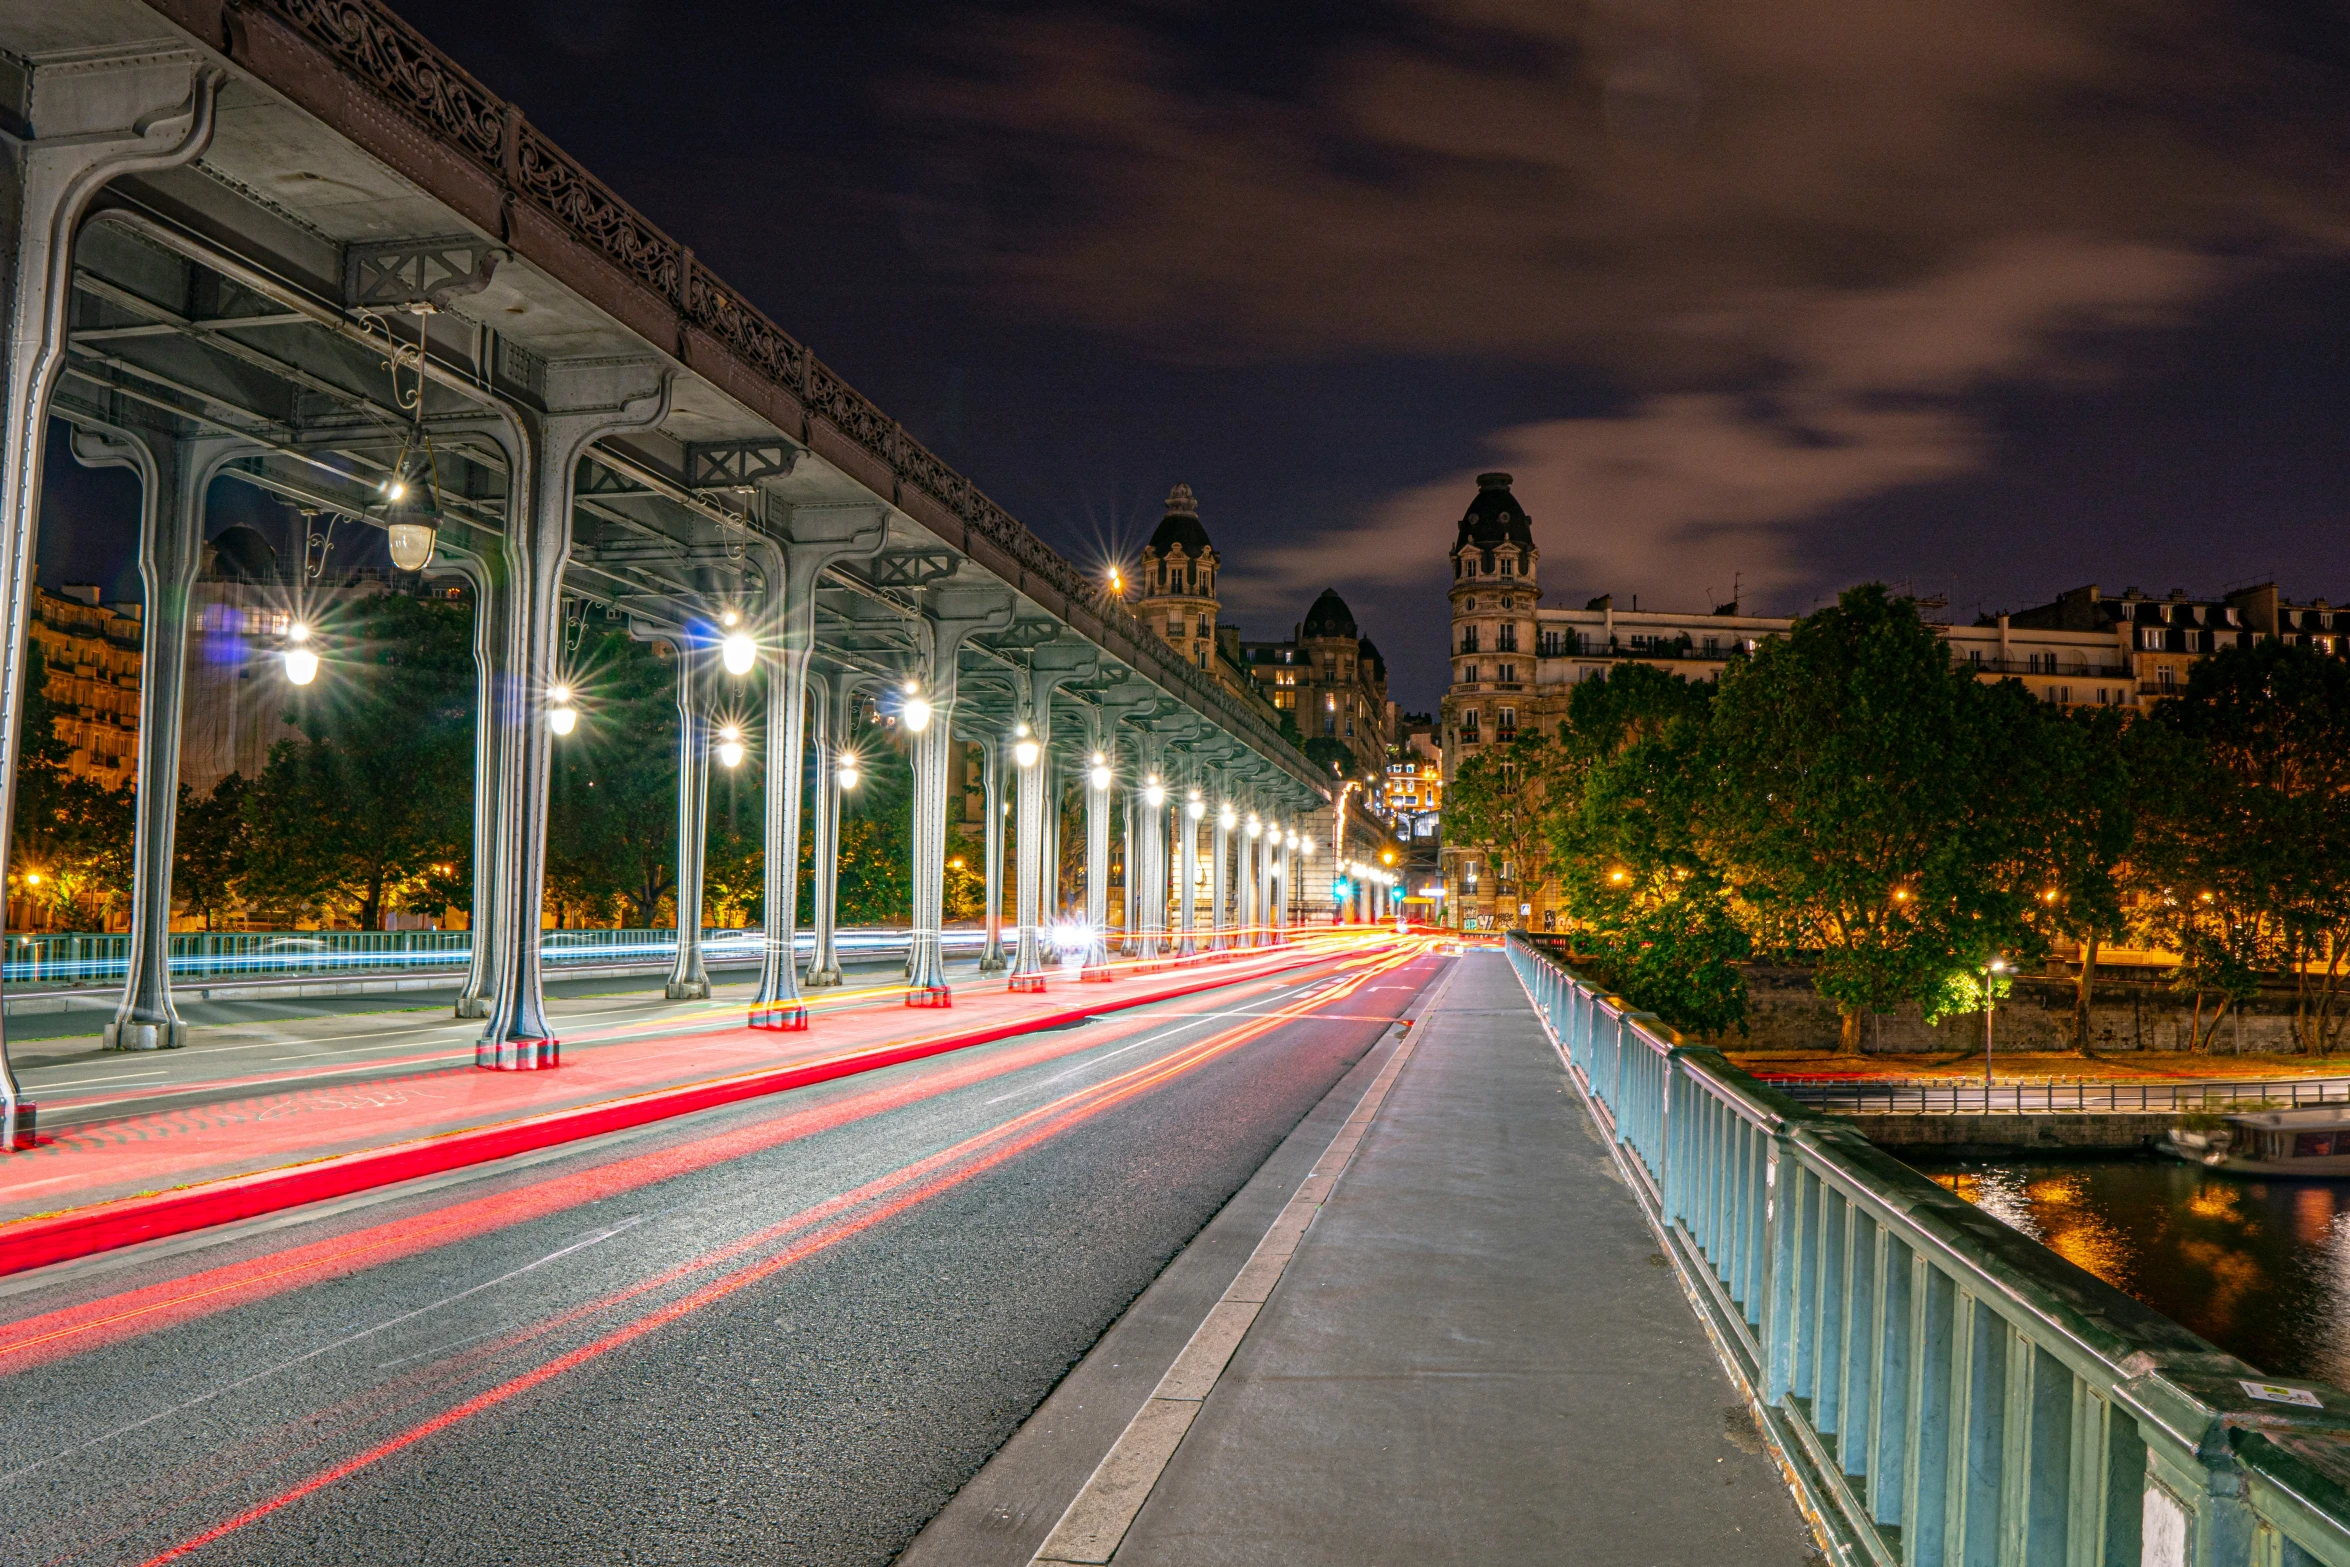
[0,947,1342,1281]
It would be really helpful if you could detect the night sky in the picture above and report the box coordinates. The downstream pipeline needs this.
[44,0,2350,711]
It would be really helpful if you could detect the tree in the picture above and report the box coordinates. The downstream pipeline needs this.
[241,593,473,928]
[10,637,135,930]
[2132,642,2350,1052]
[1692,585,2040,1052]
[547,621,681,927]
[1446,730,1571,927]
[174,774,251,930]
[1549,664,1749,1037]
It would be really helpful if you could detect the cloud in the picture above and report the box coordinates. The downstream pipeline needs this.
[902,0,2350,612]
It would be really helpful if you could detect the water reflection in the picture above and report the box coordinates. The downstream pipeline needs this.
[1922,1158,2350,1384]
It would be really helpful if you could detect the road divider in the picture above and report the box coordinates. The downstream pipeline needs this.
[0,941,1389,1282]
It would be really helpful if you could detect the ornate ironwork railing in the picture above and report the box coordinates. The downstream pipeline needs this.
[1506,931,2350,1567]
[250,0,1313,793]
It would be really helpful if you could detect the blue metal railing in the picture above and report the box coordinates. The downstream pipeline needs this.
[1506,932,2350,1567]
[0,927,988,988]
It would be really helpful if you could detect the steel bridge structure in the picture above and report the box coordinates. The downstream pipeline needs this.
[0,0,1339,1144]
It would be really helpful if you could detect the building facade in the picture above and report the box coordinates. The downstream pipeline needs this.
[1434,470,2343,930]
[30,583,144,791]
[1128,486,1395,780]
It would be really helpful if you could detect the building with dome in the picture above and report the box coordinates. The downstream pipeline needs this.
[1125,485,1394,783]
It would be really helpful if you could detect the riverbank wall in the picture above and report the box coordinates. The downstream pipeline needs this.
[1847,1110,2181,1158]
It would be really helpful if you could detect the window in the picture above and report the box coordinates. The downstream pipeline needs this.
[1499,555,1516,577]
[1461,709,1481,741]
[1464,663,1479,682]
[1323,711,1337,735]
[1461,626,1480,653]
[1703,636,1720,657]
[2159,666,2176,690]
[1498,707,1517,738]
[1274,691,1295,709]
[1197,647,1208,668]
[1499,662,1516,683]
[1497,623,1518,652]
[1462,556,1478,577]
[1197,614,1211,637]
[1968,649,1984,666]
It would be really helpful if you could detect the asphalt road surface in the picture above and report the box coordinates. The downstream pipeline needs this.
[0,941,1441,1566]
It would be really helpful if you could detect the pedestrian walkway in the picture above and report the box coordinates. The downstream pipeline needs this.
[914,949,1820,1565]
[0,938,1373,1232]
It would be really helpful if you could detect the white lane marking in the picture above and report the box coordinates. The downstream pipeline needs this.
[375,1327,501,1369]
[20,1071,165,1090]
[0,1214,650,1489]
[978,980,1347,1106]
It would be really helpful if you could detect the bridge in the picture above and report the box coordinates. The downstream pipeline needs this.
[1511,934,2350,1567]
[0,0,1408,1144]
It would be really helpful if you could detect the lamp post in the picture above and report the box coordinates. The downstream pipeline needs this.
[1984,956,2010,1093]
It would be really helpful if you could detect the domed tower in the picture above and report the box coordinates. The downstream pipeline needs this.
[1296,587,1364,755]
[1136,483,1219,671]
[1443,472,1537,761]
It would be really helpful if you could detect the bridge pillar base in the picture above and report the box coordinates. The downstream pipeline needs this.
[103,1021,186,1051]
[749,1004,809,1031]
[1008,973,1048,994]
[906,986,953,1008]
[476,1039,560,1071]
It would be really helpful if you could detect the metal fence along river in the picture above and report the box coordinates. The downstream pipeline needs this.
[1772,1075,2350,1115]
[1506,933,2350,1567]
[0,928,984,988]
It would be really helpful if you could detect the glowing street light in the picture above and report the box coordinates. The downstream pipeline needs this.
[1144,775,1166,808]
[283,622,318,686]
[1186,788,1205,821]
[1246,814,1262,839]
[717,724,745,768]
[720,628,757,676]
[1983,955,2011,1089]
[901,680,932,733]
[548,685,579,735]
[1217,802,1236,831]
[1089,751,1112,790]
[836,753,862,790]
[1014,733,1040,768]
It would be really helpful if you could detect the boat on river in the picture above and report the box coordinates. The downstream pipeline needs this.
[2165,1105,2350,1176]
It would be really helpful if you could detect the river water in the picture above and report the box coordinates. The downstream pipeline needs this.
[1920,1156,2350,1385]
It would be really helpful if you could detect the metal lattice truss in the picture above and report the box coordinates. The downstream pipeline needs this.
[41,178,1321,811]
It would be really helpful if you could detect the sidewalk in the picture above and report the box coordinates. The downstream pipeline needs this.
[914,948,1819,1565]
[0,939,1371,1243]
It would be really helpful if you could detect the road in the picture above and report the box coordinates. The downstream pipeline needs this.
[0,941,1440,1566]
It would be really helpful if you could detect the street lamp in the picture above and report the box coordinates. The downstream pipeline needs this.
[717,724,745,768]
[836,751,862,790]
[1145,775,1166,808]
[1186,789,1205,822]
[1983,956,2011,1091]
[901,678,932,733]
[1218,802,1236,831]
[283,622,318,685]
[1014,724,1040,768]
[1089,752,1112,790]
[719,611,757,675]
[548,685,579,735]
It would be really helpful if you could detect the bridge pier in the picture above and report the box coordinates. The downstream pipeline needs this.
[476,365,671,1070]
[662,632,713,1002]
[68,422,254,1052]
[978,731,1007,975]
[751,514,885,1029]
[805,668,860,989]
[906,590,1012,1005]
[0,55,222,1146]
[450,542,511,1020]
[1081,728,1113,979]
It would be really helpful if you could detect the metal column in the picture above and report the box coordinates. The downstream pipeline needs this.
[68,422,253,1051]
[906,589,1012,1004]
[0,58,220,1142]
[477,365,671,1069]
